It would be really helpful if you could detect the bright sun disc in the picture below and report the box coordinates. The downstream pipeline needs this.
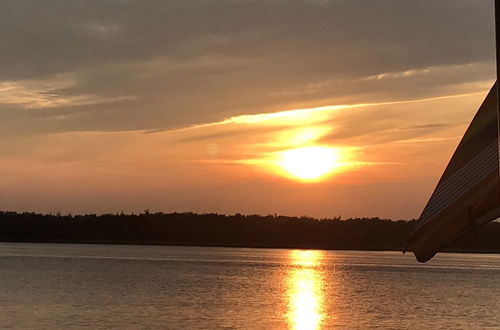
[277,146,341,181]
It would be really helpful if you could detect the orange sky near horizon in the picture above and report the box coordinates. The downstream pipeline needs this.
[0,83,492,219]
[0,0,496,219]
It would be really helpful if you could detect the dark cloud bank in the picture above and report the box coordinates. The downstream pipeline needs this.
[0,0,495,135]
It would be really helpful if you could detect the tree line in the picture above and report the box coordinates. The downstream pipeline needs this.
[0,211,498,252]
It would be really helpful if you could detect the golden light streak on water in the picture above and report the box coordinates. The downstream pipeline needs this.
[287,250,326,330]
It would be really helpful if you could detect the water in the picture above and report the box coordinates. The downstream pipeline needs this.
[0,244,500,329]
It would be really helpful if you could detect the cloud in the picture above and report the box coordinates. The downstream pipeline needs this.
[0,0,495,137]
[394,123,451,131]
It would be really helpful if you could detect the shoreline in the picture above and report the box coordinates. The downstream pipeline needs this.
[1,239,500,255]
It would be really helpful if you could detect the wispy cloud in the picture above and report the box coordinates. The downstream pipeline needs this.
[168,89,487,133]
[0,76,135,109]
[362,62,488,81]
[395,137,461,143]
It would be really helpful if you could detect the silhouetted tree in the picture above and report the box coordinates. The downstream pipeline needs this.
[0,211,498,252]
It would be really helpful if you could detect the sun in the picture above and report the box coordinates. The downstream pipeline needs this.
[276,146,342,182]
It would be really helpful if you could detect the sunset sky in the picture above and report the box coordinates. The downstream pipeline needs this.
[0,0,496,219]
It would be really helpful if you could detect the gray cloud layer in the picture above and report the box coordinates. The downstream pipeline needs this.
[0,0,495,136]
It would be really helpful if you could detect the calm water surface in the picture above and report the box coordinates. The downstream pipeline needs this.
[0,243,499,329]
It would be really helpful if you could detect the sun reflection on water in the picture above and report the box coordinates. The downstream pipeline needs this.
[287,250,326,330]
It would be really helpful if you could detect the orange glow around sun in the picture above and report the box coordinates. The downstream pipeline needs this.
[216,116,360,183]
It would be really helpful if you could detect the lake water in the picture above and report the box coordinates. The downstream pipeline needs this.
[0,244,500,329]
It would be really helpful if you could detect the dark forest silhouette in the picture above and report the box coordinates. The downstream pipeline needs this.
[0,211,498,253]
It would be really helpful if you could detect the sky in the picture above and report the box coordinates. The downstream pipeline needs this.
[0,0,497,219]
